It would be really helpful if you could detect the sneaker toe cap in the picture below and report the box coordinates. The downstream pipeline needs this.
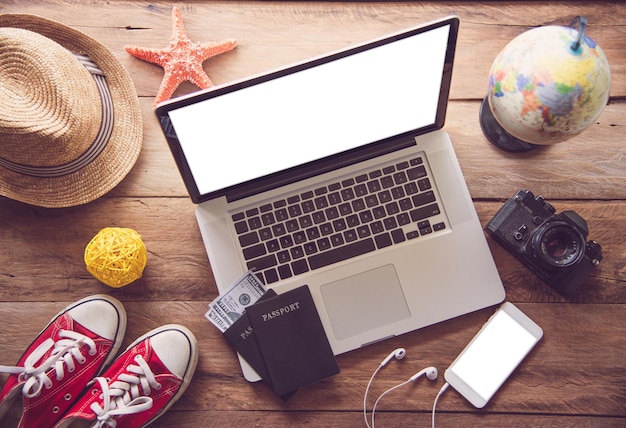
[68,296,125,340]
[151,326,196,379]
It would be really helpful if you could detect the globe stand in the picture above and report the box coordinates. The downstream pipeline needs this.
[479,96,538,153]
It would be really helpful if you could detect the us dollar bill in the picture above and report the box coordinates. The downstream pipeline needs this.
[205,271,266,332]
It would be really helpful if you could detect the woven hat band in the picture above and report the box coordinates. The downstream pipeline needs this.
[0,54,113,178]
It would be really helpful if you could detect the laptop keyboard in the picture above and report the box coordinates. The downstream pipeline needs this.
[231,156,446,285]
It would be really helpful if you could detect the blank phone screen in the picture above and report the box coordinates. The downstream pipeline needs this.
[448,309,539,401]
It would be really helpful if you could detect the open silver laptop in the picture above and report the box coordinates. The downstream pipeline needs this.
[156,15,505,381]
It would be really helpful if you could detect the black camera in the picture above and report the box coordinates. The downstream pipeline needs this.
[486,189,602,296]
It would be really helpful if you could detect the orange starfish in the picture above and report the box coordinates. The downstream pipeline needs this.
[125,6,237,107]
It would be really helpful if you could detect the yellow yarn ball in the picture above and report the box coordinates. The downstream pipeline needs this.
[84,227,147,288]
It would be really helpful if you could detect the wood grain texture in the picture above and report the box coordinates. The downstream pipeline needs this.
[0,1,625,427]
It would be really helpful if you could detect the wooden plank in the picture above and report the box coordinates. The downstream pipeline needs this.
[2,1,624,100]
[2,409,623,428]
[0,302,623,418]
[0,198,624,304]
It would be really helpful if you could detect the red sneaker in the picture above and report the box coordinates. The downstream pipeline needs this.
[54,324,198,428]
[0,295,127,428]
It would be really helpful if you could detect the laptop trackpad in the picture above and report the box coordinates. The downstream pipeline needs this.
[320,264,410,341]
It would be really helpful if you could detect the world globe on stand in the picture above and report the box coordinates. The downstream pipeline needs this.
[480,18,611,152]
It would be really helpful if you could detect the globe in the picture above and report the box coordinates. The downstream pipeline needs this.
[480,18,611,151]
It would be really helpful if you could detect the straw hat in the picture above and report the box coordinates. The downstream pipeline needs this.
[0,14,142,208]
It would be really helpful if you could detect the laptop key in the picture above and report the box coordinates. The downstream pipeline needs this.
[410,203,440,222]
[278,264,292,279]
[393,171,408,185]
[272,223,286,236]
[418,178,432,191]
[312,211,326,224]
[355,183,368,196]
[370,221,384,234]
[248,217,262,230]
[412,190,436,207]
[246,254,276,271]
[355,174,368,183]
[286,219,299,232]
[306,226,321,240]
[291,246,305,259]
[264,268,279,284]
[293,231,307,244]
[314,186,328,195]
[304,242,318,255]
[320,223,333,236]
[239,231,259,247]
[396,161,409,170]
[275,208,289,221]
[317,237,331,251]
[375,232,393,249]
[328,192,342,205]
[259,228,272,241]
[330,233,344,247]
[391,228,406,244]
[302,200,315,213]
[344,229,358,242]
[329,182,341,191]
[277,250,291,263]
[325,206,340,220]
[357,225,371,238]
[234,221,248,234]
[308,238,376,270]
[397,212,411,226]
[267,239,280,252]
[243,243,266,260]
[407,165,427,180]
[288,205,302,218]
[292,259,309,275]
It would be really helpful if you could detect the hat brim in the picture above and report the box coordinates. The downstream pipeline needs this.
[0,13,142,208]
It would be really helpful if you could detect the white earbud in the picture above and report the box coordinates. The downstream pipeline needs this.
[409,366,438,382]
[380,347,406,367]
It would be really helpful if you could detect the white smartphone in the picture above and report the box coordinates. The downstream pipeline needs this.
[444,302,543,408]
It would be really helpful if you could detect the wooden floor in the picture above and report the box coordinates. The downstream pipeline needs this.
[1,1,625,427]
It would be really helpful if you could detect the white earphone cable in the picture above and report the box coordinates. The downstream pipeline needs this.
[371,379,412,428]
[431,382,449,428]
[363,365,382,428]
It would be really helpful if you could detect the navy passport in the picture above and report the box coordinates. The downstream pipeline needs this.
[238,284,339,398]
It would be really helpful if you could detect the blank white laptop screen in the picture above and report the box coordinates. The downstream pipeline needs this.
[167,24,450,197]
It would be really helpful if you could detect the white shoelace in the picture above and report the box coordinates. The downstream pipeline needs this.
[0,329,97,398]
[89,354,161,428]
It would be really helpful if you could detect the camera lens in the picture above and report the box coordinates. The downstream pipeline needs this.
[531,222,585,268]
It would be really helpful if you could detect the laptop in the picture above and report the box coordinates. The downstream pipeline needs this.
[156,15,505,382]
